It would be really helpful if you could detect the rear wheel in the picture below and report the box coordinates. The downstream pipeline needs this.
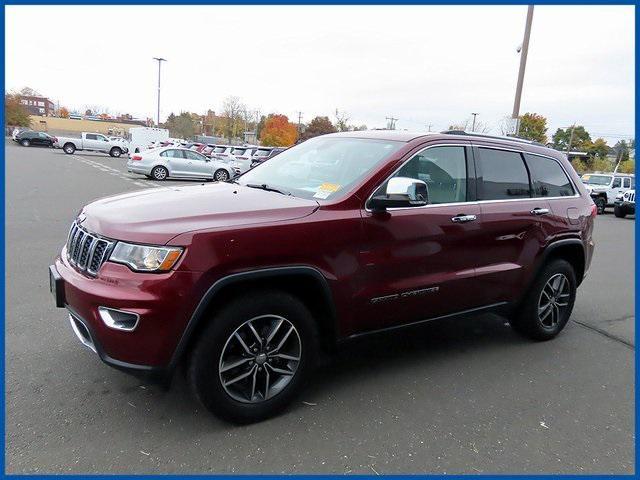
[214,169,230,182]
[63,143,76,154]
[509,259,576,341]
[20,139,30,147]
[109,147,122,158]
[614,205,627,218]
[151,166,168,181]
[594,197,606,214]
[188,290,318,423]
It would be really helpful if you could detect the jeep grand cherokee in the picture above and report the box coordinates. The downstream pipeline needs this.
[50,130,595,423]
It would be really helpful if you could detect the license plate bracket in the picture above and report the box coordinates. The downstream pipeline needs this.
[49,265,66,308]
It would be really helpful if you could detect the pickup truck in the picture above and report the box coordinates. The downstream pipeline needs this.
[54,132,129,157]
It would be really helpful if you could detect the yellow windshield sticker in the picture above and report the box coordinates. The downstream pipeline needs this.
[313,183,341,199]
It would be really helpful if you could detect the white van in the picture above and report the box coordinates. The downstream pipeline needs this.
[128,127,170,154]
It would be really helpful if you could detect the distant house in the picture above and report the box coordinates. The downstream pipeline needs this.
[19,95,55,116]
[566,151,590,163]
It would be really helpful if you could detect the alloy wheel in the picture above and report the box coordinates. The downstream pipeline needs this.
[218,315,301,403]
[215,170,229,181]
[537,273,571,329]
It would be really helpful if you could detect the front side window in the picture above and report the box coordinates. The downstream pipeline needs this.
[185,150,206,161]
[388,146,467,204]
[524,154,575,197]
[239,136,403,200]
[477,148,531,200]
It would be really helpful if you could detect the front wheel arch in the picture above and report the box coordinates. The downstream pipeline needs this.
[169,267,338,374]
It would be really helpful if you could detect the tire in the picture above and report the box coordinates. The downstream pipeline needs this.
[109,147,122,158]
[594,197,606,215]
[509,259,576,341]
[214,169,230,182]
[20,139,30,147]
[151,166,169,181]
[614,205,627,218]
[188,290,318,423]
[63,143,76,154]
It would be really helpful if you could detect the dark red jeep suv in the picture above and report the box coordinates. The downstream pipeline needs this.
[50,131,595,422]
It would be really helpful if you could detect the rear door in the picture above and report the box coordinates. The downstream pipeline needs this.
[472,145,552,305]
[161,149,190,177]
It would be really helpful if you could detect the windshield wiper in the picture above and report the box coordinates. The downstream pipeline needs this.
[245,183,291,196]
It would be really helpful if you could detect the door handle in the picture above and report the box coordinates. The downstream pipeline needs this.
[530,208,550,216]
[451,214,477,223]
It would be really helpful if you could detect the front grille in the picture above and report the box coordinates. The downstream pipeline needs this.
[627,192,635,203]
[66,221,114,276]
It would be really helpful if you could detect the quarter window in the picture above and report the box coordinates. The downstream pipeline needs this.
[391,146,467,204]
[524,154,575,197]
[477,148,531,200]
[623,178,631,188]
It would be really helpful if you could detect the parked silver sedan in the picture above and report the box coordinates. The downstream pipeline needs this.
[127,147,237,182]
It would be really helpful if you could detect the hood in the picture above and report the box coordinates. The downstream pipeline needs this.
[81,182,319,245]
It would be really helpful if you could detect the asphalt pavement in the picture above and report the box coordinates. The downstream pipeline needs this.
[4,141,635,473]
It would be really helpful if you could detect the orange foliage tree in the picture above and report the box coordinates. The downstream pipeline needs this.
[259,114,297,146]
[59,106,70,118]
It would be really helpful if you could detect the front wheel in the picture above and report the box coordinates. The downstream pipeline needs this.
[188,290,318,423]
[614,205,627,218]
[151,166,169,181]
[214,169,230,182]
[20,139,30,147]
[594,197,606,214]
[509,259,576,341]
[63,143,76,154]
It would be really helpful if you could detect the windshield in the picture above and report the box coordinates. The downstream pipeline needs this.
[214,146,227,153]
[232,148,247,155]
[239,136,403,200]
[582,174,612,186]
[254,149,271,157]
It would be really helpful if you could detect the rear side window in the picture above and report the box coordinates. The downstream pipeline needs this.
[524,154,575,197]
[623,177,631,188]
[612,177,622,188]
[477,148,531,200]
[85,134,98,140]
[160,149,185,159]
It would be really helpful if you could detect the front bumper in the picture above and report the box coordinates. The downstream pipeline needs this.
[50,249,204,377]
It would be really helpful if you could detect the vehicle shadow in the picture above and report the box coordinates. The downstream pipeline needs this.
[146,312,531,429]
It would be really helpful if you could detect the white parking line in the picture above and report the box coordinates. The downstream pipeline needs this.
[71,154,161,189]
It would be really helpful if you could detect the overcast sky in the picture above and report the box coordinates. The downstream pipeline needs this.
[6,5,635,144]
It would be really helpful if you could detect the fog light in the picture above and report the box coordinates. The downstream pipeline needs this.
[98,307,140,332]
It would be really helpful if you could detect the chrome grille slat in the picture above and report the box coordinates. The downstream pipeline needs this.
[65,221,114,277]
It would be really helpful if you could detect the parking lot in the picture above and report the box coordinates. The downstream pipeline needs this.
[5,140,635,473]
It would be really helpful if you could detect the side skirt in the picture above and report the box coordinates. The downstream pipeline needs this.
[339,302,509,343]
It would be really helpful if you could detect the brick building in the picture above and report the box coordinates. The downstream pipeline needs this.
[19,95,55,116]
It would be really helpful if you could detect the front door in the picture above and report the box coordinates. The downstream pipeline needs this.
[356,144,484,333]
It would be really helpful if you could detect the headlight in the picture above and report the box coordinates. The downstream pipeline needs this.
[109,242,183,272]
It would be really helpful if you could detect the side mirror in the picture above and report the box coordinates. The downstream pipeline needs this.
[369,177,429,212]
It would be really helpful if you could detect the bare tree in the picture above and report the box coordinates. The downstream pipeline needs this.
[335,108,350,132]
[499,115,517,136]
[448,117,490,133]
[222,96,246,143]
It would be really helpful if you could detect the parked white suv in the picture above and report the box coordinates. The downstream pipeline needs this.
[581,173,635,214]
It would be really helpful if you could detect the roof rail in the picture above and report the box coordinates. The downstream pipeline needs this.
[440,130,546,147]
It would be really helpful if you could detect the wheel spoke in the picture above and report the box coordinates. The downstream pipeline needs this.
[220,356,250,373]
[234,332,252,355]
[552,304,561,326]
[551,275,562,294]
[247,321,263,347]
[273,352,300,362]
[263,367,271,400]
[266,364,294,376]
[270,325,294,354]
[556,301,569,307]
[250,366,258,401]
[223,365,256,387]
[266,318,284,344]
[539,302,552,318]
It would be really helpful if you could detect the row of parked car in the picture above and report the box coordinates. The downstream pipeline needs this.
[127,142,288,182]
[580,172,635,218]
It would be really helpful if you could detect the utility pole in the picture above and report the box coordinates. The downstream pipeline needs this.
[427,124,433,132]
[511,5,534,135]
[566,124,576,154]
[471,113,479,132]
[297,111,303,136]
[152,57,166,128]
[385,117,398,130]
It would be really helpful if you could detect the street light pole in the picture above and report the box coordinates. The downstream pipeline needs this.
[153,57,166,127]
[512,5,534,135]
[471,112,479,132]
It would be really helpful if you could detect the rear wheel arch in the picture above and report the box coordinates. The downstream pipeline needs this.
[170,266,338,372]
[537,239,586,287]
